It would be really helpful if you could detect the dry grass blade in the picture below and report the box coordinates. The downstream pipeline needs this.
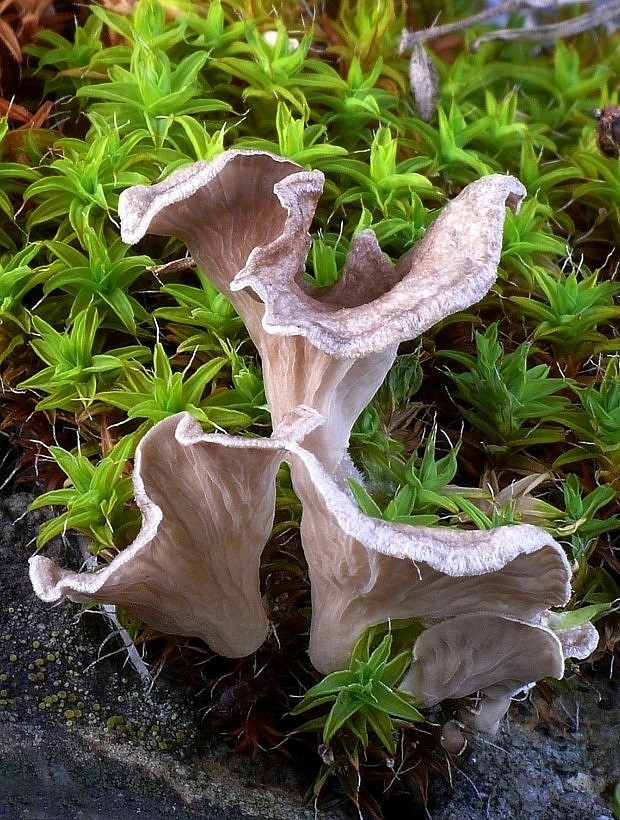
[0,96,53,126]
[0,14,21,63]
[0,0,77,78]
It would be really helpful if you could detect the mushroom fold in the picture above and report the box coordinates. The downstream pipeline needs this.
[118,149,526,471]
[281,424,595,675]
[30,412,294,658]
[30,150,598,731]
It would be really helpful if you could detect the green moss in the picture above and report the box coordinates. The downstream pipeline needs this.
[2,0,619,814]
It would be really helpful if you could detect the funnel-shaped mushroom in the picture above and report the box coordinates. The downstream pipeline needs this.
[29,411,306,657]
[30,151,597,735]
[119,150,525,472]
[280,418,597,680]
[401,614,566,732]
[400,610,598,732]
[29,406,597,729]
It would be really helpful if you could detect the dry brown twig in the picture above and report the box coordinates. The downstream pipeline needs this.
[472,1,620,49]
[399,1,620,53]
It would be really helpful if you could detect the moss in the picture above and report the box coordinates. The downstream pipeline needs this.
[0,1,618,815]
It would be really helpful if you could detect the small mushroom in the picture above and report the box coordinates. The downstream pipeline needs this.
[400,613,575,732]
[440,719,468,756]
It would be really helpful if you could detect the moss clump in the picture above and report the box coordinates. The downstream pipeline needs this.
[0,0,618,815]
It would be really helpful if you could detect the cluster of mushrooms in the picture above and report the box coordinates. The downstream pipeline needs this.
[30,150,597,732]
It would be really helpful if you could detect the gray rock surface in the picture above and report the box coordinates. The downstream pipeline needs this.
[428,682,618,820]
[0,491,618,819]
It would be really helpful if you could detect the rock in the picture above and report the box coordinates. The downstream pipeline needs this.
[1,492,617,819]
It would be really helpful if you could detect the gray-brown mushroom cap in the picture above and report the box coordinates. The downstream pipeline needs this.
[119,150,526,471]
[119,150,526,359]
[399,612,597,732]
[279,416,585,674]
[29,412,293,658]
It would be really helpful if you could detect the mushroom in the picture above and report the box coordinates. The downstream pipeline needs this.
[29,403,597,726]
[29,411,313,658]
[119,149,526,473]
[280,417,598,699]
[400,607,603,732]
[29,150,598,732]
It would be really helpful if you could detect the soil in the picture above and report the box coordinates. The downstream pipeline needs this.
[1,490,618,820]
